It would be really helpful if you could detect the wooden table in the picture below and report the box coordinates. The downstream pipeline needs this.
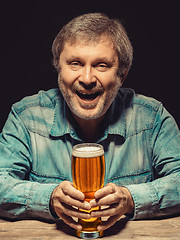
[0,216,180,239]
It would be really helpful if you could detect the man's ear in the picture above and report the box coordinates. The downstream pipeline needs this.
[120,74,125,84]
[119,68,129,84]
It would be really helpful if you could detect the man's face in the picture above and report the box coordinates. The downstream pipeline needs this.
[58,36,122,120]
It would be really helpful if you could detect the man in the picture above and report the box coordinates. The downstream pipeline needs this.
[0,13,179,233]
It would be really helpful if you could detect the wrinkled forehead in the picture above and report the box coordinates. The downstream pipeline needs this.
[59,36,119,69]
[65,33,116,50]
[61,35,118,62]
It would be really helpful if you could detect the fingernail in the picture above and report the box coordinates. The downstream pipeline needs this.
[97,226,102,231]
[91,211,96,217]
[84,201,91,209]
[89,199,96,206]
[77,225,82,231]
[83,213,91,219]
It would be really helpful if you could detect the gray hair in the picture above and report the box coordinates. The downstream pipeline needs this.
[52,13,133,79]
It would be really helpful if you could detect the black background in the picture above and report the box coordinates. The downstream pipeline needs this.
[0,0,179,131]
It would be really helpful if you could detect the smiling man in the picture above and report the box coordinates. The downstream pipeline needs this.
[58,36,122,142]
[0,13,180,234]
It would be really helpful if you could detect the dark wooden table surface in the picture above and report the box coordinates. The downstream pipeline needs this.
[0,216,180,239]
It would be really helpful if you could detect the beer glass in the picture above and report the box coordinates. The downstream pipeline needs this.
[72,143,105,239]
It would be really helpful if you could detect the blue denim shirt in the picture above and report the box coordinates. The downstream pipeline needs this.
[0,88,180,221]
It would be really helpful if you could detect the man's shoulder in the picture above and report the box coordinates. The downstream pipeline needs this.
[11,89,62,135]
[12,88,60,114]
[117,88,163,132]
[119,88,161,112]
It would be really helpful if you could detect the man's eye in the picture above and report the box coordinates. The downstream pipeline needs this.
[95,63,109,72]
[69,61,82,70]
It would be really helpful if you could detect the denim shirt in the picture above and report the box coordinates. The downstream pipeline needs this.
[0,88,180,221]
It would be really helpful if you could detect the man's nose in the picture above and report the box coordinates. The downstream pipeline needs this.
[81,66,95,86]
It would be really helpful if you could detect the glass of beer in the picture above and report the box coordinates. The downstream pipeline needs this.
[72,143,105,239]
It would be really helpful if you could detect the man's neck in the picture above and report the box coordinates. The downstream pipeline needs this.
[72,114,104,142]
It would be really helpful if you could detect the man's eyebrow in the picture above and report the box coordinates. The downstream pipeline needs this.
[65,56,117,65]
[94,57,116,63]
[66,56,81,61]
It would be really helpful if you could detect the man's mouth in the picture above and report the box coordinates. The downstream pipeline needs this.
[76,91,101,101]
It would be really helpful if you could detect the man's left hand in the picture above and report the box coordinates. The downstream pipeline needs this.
[89,183,134,231]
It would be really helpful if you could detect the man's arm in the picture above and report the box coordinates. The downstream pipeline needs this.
[90,105,180,230]
[0,107,57,220]
[125,105,180,220]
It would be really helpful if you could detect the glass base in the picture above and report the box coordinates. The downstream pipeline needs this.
[76,230,103,239]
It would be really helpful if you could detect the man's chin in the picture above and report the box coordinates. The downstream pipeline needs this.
[72,108,104,121]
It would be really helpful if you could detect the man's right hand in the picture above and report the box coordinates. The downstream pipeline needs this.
[50,181,91,230]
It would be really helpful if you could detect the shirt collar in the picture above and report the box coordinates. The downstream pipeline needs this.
[50,90,127,141]
[99,92,127,141]
[50,94,75,137]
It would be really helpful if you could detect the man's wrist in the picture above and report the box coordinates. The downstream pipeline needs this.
[49,193,59,219]
[121,187,134,215]
[49,203,59,219]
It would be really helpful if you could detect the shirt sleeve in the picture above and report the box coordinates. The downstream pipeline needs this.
[125,104,180,220]
[0,107,58,220]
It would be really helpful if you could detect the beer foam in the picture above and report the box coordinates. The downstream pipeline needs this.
[78,146,100,152]
[72,144,104,158]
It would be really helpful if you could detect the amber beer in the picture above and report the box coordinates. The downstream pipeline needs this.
[72,143,105,239]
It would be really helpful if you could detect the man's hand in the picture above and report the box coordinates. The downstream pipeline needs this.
[50,181,91,231]
[89,183,134,231]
